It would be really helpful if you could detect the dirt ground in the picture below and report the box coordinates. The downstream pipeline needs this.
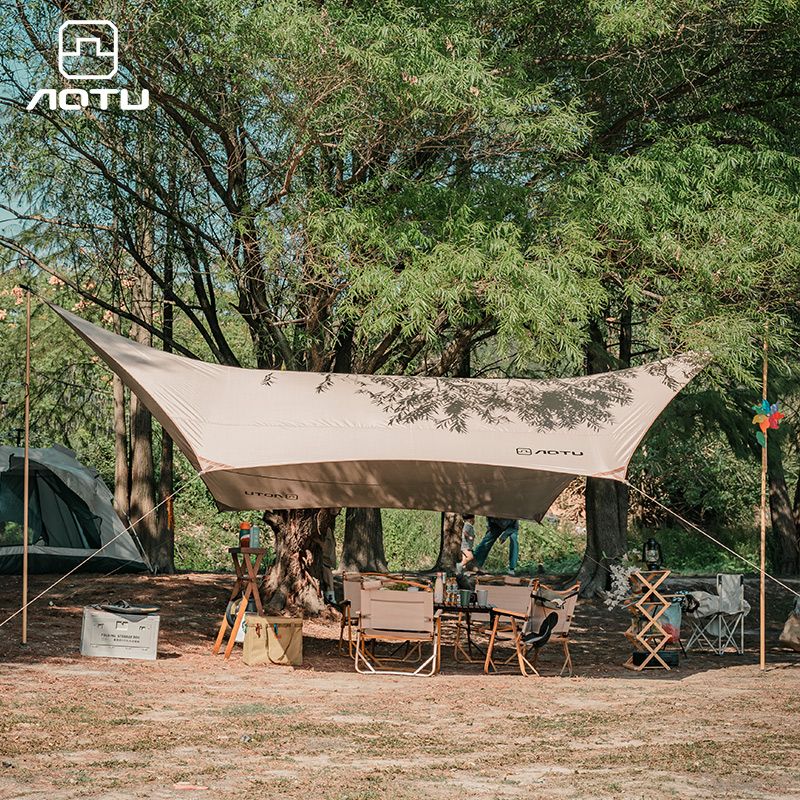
[1,570,799,800]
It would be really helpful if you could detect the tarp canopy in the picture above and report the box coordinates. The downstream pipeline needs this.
[0,443,147,574]
[51,304,704,520]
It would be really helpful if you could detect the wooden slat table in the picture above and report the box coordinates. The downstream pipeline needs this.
[213,547,269,660]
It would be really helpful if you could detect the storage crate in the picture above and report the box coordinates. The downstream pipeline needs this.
[80,607,160,661]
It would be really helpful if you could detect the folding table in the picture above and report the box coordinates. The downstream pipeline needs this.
[213,547,269,659]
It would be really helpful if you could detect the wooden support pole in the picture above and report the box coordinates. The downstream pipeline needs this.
[760,335,767,672]
[22,290,31,646]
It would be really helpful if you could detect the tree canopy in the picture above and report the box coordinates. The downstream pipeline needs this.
[1,0,799,602]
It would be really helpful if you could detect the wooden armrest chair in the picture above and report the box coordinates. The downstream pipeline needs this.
[456,580,537,656]
[527,582,580,675]
[338,572,398,657]
[354,582,441,676]
[462,581,537,674]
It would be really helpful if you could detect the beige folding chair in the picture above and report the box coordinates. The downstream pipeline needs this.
[527,582,580,676]
[454,577,537,662]
[338,573,364,658]
[354,583,441,676]
[468,581,541,675]
[338,572,395,657]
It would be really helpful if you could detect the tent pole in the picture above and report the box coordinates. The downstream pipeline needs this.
[759,334,768,672]
[22,290,31,646]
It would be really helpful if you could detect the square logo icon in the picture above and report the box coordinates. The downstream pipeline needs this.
[58,20,118,80]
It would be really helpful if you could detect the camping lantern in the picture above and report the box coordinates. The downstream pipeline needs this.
[642,538,663,571]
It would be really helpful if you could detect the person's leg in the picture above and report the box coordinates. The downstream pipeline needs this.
[507,528,519,573]
[472,521,501,567]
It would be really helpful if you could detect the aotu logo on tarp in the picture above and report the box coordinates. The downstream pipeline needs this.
[27,20,149,112]
[516,447,584,456]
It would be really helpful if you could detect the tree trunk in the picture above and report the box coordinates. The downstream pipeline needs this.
[578,477,630,597]
[157,186,176,558]
[129,390,161,568]
[129,152,172,573]
[576,313,631,596]
[112,311,129,522]
[340,507,388,573]
[158,432,174,558]
[435,512,462,572]
[768,436,800,574]
[261,508,338,614]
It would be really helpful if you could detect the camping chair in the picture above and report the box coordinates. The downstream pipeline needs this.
[465,581,539,674]
[453,577,537,663]
[482,600,559,677]
[337,572,394,657]
[527,582,580,676]
[354,582,441,676]
[685,574,747,655]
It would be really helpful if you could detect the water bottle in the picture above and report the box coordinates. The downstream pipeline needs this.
[250,524,260,549]
[238,521,250,548]
[434,572,444,604]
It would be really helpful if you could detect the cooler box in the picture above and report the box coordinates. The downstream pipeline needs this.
[80,607,160,660]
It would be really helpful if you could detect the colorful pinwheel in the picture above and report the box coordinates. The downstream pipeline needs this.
[752,399,784,448]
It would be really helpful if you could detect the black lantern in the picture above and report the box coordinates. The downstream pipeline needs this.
[642,538,663,571]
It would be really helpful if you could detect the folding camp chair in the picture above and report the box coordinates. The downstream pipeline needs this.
[452,577,536,663]
[337,573,397,657]
[472,581,543,675]
[685,573,747,655]
[338,573,365,658]
[527,582,580,676]
[354,582,441,676]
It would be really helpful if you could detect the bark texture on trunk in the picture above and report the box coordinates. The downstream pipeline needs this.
[129,164,172,572]
[158,432,174,553]
[577,477,629,597]
[340,507,388,573]
[435,512,463,572]
[575,313,631,597]
[112,312,129,523]
[262,508,338,614]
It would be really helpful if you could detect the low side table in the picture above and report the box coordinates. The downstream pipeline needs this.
[213,547,269,660]
[622,569,674,670]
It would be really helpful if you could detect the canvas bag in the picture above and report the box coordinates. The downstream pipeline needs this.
[779,614,800,653]
[242,614,270,666]
[243,614,303,666]
[265,616,303,665]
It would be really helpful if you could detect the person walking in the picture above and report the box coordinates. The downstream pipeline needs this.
[458,514,476,573]
[472,517,519,574]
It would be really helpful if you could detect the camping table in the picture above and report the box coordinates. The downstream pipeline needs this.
[435,602,495,663]
[622,569,675,671]
[213,547,270,660]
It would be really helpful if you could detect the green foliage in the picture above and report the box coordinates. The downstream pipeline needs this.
[380,509,440,571]
[171,452,272,571]
[1,0,799,581]
[628,523,762,575]
[378,511,586,575]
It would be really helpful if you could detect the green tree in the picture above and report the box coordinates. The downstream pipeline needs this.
[0,0,598,609]
[2,0,799,607]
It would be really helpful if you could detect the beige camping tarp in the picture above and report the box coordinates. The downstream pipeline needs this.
[51,304,704,519]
